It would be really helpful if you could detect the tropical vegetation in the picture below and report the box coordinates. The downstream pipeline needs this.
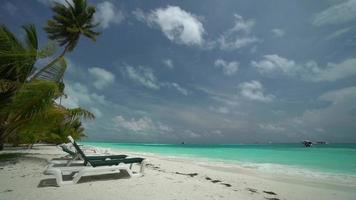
[0,0,100,150]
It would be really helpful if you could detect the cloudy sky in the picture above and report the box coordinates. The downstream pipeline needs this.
[2,0,356,143]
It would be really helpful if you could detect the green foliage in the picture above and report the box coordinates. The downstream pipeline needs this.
[5,80,59,120]
[0,0,100,149]
[0,25,37,83]
[44,0,100,53]
[35,57,67,83]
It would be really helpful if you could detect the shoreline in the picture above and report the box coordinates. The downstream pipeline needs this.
[87,144,356,185]
[107,146,356,189]
[1,144,356,200]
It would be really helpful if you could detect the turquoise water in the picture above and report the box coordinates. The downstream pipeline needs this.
[83,142,356,176]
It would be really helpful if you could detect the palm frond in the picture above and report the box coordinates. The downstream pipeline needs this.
[22,24,38,51]
[37,42,57,58]
[34,57,67,83]
[6,80,59,121]
[0,25,37,82]
[66,107,95,121]
[44,0,100,53]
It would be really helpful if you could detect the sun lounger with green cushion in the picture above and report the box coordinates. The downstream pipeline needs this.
[59,143,128,165]
[68,136,145,168]
[44,137,146,186]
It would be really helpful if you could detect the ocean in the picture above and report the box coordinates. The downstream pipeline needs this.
[83,142,356,181]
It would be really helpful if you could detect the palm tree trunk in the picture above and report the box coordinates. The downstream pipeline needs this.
[0,136,4,151]
[0,127,5,150]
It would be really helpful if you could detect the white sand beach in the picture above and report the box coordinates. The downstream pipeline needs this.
[0,144,355,200]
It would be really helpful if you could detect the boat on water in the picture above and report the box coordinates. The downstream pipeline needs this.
[315,141,328,144]
[302,140,313,147]
[302,140,328,147]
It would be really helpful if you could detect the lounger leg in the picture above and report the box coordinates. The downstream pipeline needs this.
[140,160,145,174]
[66,154,79,166]
[45,168,66,186]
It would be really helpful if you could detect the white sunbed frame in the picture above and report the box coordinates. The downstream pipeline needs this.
[44,161,146,186]
[44,136,146,186]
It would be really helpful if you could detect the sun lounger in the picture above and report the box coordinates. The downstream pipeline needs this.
[52,142,129,166]
[44,136,146,186]
[45,164,144,186]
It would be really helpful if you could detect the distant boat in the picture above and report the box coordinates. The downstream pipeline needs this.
[315,141,328,145]
[302,140,313,147]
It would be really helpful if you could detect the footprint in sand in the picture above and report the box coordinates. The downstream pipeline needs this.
[246,188,258,193]
[220,183,232,187]
[175,172,198,177]
[263,191,277,195]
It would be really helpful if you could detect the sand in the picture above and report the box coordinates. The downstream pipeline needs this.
[0,144,355,200]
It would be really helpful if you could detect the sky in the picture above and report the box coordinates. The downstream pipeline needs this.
[1,0,356,143]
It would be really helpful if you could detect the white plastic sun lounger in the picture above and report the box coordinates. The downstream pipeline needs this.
[44,136,146,186]
[51,142,128,166]
[45,164,144,186]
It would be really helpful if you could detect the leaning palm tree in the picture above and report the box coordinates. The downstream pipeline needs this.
[0,23,92,150]
[0,24,41,150]
[32,0,100,80]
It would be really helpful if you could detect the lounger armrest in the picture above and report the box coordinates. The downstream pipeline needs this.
[86,155,128,160]
[89,157,144,167]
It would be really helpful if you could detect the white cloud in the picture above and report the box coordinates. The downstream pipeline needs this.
[239,80,274,102]
[284,86,356,141]
[216,14,258,50]
[184,129,200,138]
[123,65,188,95]
[252,55,356,82]
[214,59,239,76]
[114,115,156,132]
[88,67,115,89]
[94,1,124,29]
[163,59,174,69]
[258,123,285,132]
[124,65,160,90]
[271,28,285,38]
[325,27,352,40]
[113,115,173,133]
[211,130,223,136]
[132,9,146,22]
[319,86,356,104]
[59,82,106,120]
[311,58,356,82]
[209,106,230,114]
[136,6,205,46]
[135,10,258,51]
[61,82,107,108]
[157,122,173,132]
[90,107,103,118]
[312,0,356,26]
[37,0,67,5]
[252,54,297,75]
[162,82,189,96]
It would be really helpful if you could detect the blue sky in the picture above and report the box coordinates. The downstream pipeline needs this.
[2,0,356,143]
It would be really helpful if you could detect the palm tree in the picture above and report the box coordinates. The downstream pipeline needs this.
[31,0,100,80]
[0,23,94,150]
[0,24,40,150]
[0,0,101,150]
